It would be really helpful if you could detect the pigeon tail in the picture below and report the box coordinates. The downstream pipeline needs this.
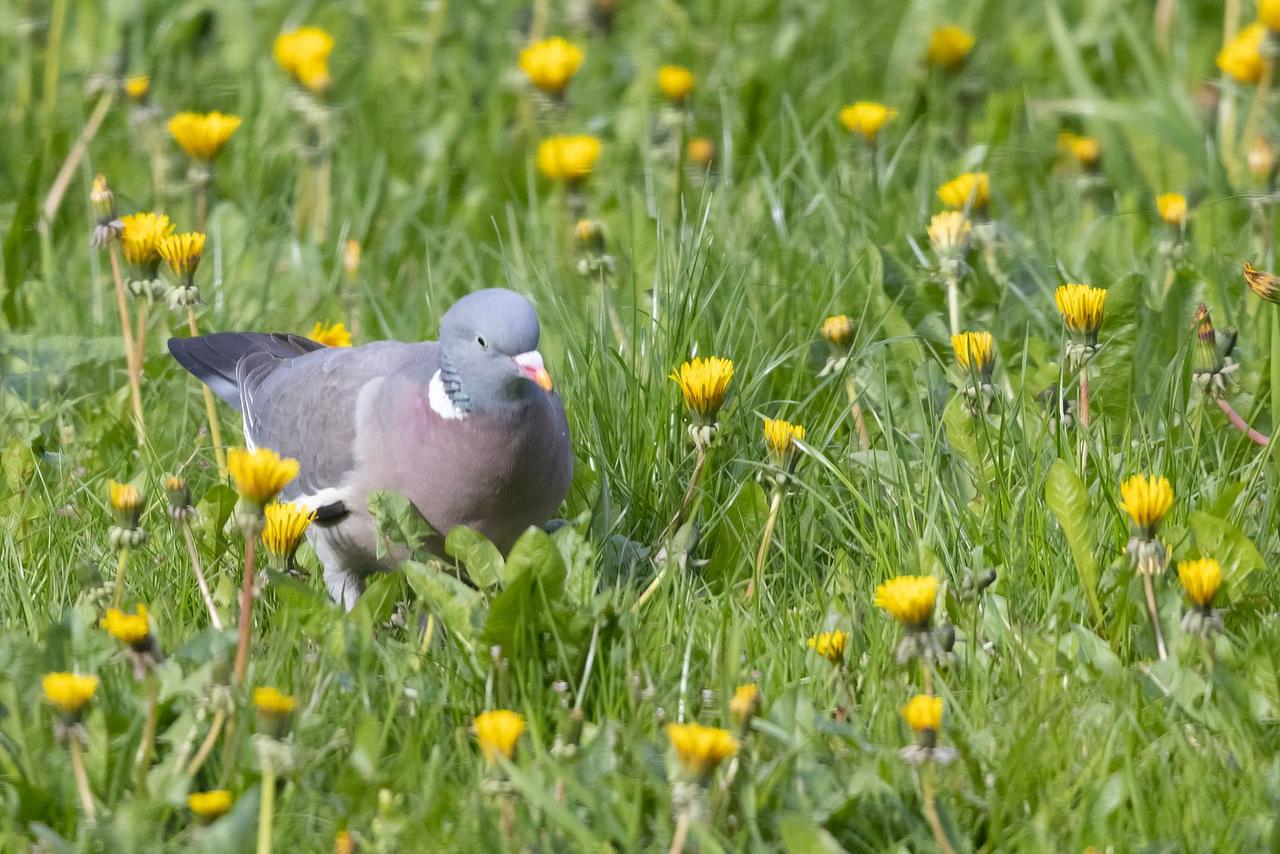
[168,332,324,409]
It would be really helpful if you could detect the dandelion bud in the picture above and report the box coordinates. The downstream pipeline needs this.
[729,684,761,729]
[686,136,715,168]
[253,686,297,740]
[927,211,972,258]
[951,331,995,385]
[165,474,196,521]
[574,218,605,252]
[1249,137,1276,182]
[124,74,150,101]
[821,314,855,351]
[187,790,233,823]
[1244,261,1280,304]
[90,175,115,218]
[1156,192,1188,228]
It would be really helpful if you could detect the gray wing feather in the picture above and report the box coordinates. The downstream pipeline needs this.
[241,341,438,499]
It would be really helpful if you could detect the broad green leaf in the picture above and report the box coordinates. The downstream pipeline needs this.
[402,560,484,642]
[1187,510,1265,592]
[778,813,846,854]
[1045,460,1103,626]
[705,479,768,590]
[483,527,568,650]
[368,490,437,561]
[444,526,504,588]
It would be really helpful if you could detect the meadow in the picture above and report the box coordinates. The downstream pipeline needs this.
[3,0,1280,850]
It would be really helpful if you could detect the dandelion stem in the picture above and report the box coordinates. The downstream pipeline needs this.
[187,306,228,478]
[133,298,151,379]
[181,520,223,630]
[1077,366,1091,471]
[919,765,957,854]
[111,547,131,610]
[844,375,871,450]
[1142,573,1169,661]
[945,275,961,337]
[109,245,147,443]
[233,535,258,685]
[668,810,692,854]
[746,486,785,600]
[195,178,209,234]
[68,737,97,825]
[134,678,159,793]
[257,747,276,854]
[634,444,709,613]
[1216,397,1271,446]
[185,708,226,779]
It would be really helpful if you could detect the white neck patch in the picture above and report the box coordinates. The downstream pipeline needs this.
[428,369,468,420]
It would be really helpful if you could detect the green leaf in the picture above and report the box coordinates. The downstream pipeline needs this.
[444,526,504,588]
[705,480,767,590]
[778,813,846,854]
[402,560,484,643]
[1187,510,1265,592]
[1045,460,1103,627]
[368,490,437,561]
[482,527,567,651]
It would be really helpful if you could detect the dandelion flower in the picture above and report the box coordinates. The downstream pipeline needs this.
[90,174,115,218]
[536,135,602,182]
[1056,131,1100,168]
[1178,558,1222,609]
[124,74,150,100]
[157,232,207,280]
[937,172,989,210]
[253,686,297,738]
[951,331,994,383]
[928,211,972,256]
[1244,261,1280,304]
[519,37,583,96]
[1156,192,1188,227]
[120,212,174,270]
[839,101,897,143]
[1218,23,1266,85]
[274,27,335,93]
[101,604,151,649]
[109,480,143,529]
[228,447,300,508]
[657,65,695,104]
[168,111,241,161]
[901,694,943,734]
[926,25,975,70]
[187,790,233,821]
[821,314,855,350]
[687,136,715,168]
[262,502,316,564]
[729,684,761,726]
[666,722,737,780]
[875,575,938,628]
[1054,284,1106,342]
[307,321,352,348]
[474,709,525,764]
[670,356,734,421]
[344,239,362,278]
[806,630,848,664]
[1119,474,1173,537]
[42,673,99,717]
[762,417,805,464]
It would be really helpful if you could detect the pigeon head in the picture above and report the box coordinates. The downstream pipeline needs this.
[439,289,553,410]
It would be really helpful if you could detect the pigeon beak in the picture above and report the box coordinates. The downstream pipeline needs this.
[514,350,554,391]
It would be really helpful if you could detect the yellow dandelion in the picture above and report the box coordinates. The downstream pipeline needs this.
[657,65,696,104]
[1119,474,1173,535]
[157,232,207,279]
[762,417,805,460]
[344,239,362,278]
[168,111,242,161]
[666,722,737,780]
[729,684,761,725]
[927,210,972,256]
[187,789,233,821]
[806,630,848,664]
[821,314,855,349]
[874,575,938,628]
[228,447,300,507]
[109,480,142,514]
[519,37,583,95]
[1054,283,1107,340]
[335,830,356,854]
[165,475,193,512]
[901,694,943,734]
[687,136,715,168]
[101,604,151,648]
[120,212,175,269]
[536,135,602,182]
[670,356,734,420]
[307,321,353,348]
[951,331,994,381]
[262,502,316,562]
[926,25,975,70]
[90,174,114,217]
[1249,137,1276,181]
[474,709,526,764]
[42,672,99,716]
[1177,558,1222,609]
[937,172,990,210]
[1244,261,1280,304]
[253,686,297,717]
[124,74,150,100]
[839,101,897,143]
[1218,23,1266,85]
[1056,131,1101,168]
[274,27,335,93]
[1156,192,1188,227]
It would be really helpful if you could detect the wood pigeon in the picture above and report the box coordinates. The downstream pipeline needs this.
[169,288,573,608]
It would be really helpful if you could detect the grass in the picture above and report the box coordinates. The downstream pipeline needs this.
[3,0,1280,850]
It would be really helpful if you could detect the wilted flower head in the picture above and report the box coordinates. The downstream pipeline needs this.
[262,502,316,566]
[657,65,695,104]
[158,232,206,280]
[168,111,241,161]
[806,630,848,664]
[120,212,174,271]
[1119,474,1173,538]
[101,604,151,650]
[474,709,525,764]
[519,37,583,96]
[839,101,897,143]
[937,172,989,211]
[821,314,855,350]
[1054,284,1107,346]
[1243,261,1280,304]
[666,722,737,781]
[729,684,761,727]
[1156,192,1188,227]
[187,790,233,822]
[928,210,972,257]
[1178,558,1222,609]
[926,25,975,70]
[875,575,938,628]
[229,447,300,510]
[42,673,99,718]
[274,27,335,93]
[951,331,994,384]
[124,74,150,100]
[1056,131,1101,168]
[687,136,715,168]
[536,135,602,182]
[1218,23,1266,85]
[308,321,352,347]
[670,356,734,421]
